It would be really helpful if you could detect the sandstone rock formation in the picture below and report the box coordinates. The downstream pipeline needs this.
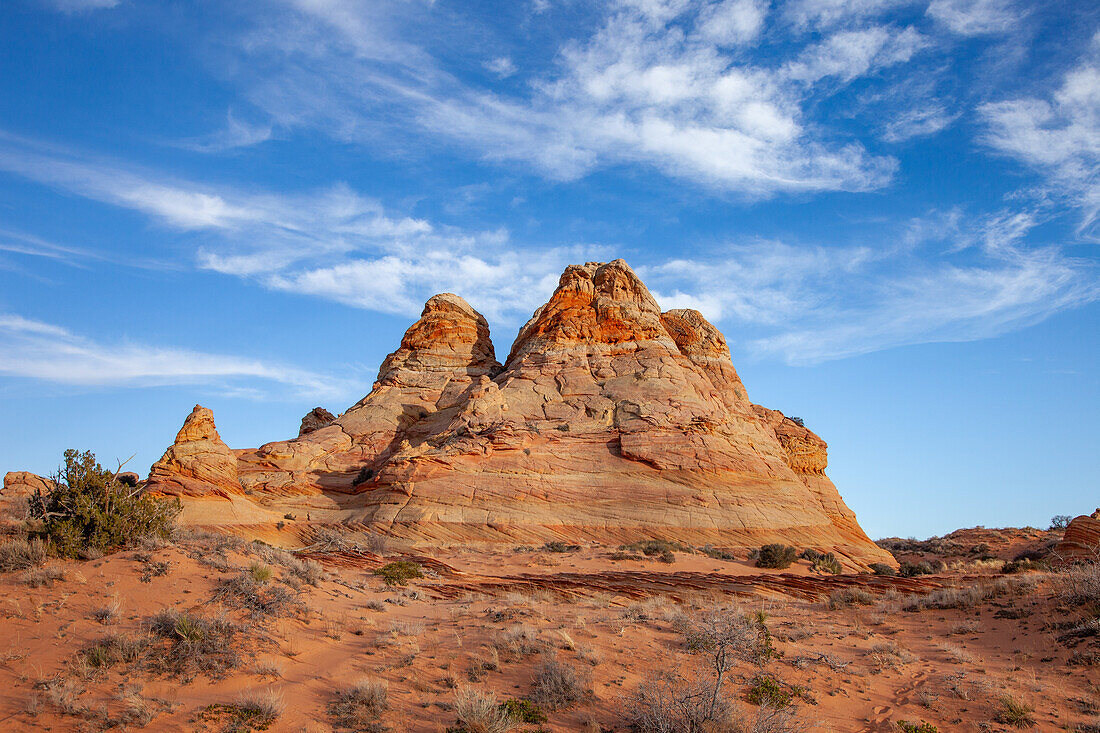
[299,407,336,437]
[1,471,54,522]
[147,405,240,498]
[144,260,893,568]
[1053,510,1100,565]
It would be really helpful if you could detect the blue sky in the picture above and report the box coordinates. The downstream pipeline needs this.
[1,0,1097,539]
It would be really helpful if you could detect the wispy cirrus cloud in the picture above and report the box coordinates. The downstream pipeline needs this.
[927,0,1022,36]
[217,0,933,196]
[980,34,1100,233]
[0,132,599,323]
[642,210,1100,364]
[0,314,357,399]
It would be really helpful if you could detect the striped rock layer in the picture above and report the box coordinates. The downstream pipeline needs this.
[145,260,893,568]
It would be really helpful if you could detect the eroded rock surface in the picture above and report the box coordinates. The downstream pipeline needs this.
[299,407,336,437]
[1053,510,1100,565]
[142,261,892,567]
[147,405,241,498]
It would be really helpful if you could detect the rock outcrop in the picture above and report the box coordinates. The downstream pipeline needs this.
[1,471,54,522]
[147,405,241,498]
[144,260,893,568]
[1053,510,1100,565]
[299,407,336,437]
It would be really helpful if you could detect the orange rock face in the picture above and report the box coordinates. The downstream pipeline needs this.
[144,260,893,568]
[147,405,240,498]
[1053,510,1100,565]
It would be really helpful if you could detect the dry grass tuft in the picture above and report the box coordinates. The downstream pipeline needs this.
[451,687,514,733]
[530,653,590,710]
[329,678,388,730]
[0,537,47,572]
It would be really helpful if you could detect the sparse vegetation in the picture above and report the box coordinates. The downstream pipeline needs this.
[755,544,797,569]
[329,678,388,731]
[897,722,938,733]
[746,673,791,708]
[498,698,546,723]
[1051,515,1073,531]
[213,572,297,619]
[530,653,589,709]
[827,587,876,609]
[995,695,1036,728]
[28,449,180,558]
[372,560,423,586]
[0,537,47,572]
[450,687,514,733]
[869,562,897,576]
[542,541,581,553]
[146,608,241,679]
[900,576,1036,612]
[1001,558,1047,574]
[1055,563,1100,606]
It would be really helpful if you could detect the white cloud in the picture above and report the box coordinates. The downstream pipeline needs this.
[225,1,921,195]
[981,40,1100,232]
[927,0,1021,36]
[182,111,274,153]
[0,133,598,323]
[485,57,517,78]
[881,103,958,142]
[0,314,356,399]
[641,211,1099,364]
[784,0,912,31]
[696,0,768,46]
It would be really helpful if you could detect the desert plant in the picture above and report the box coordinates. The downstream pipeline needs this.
[995,695,1035,728]
[21,566,65,587]
[898,561,936,577]
[746,674,791,708]
[755,544,797,569]
[372,560,422,586]
[1001,558,1048,574]
[82,633,150,668]
[530,653,589,710]
[827,587,875,609]
[1051,515,1073,531]
[451,687,515,733]
[146,608,241,679]
[213,572,297,619]
[869,562,897,576]
[234,688,284,725]
[0,537,47,572]
[329,678,388,730]
[897,722,938,733]
[811,552,842,574]
[499,698,546,723]
[700,545,737,561]
[1057,563,1100,606]
[28,450,179,558]
[542,541,580,553]
[249,562,273,583]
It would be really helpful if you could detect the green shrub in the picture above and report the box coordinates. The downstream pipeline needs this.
[745,674,790,708]
[329,678,388,730]
[372,561,422,586]
[899,561,935,577]
[28,450,179,558]
[869,562,897,576]
[1001,558,1048,574]
[542,541,580,553]
[897,722,938,733]
[498,698,546,723]
[699,545,737,561]
[811,552,843,574]
[755,544,797,569]
[620,539,693,556]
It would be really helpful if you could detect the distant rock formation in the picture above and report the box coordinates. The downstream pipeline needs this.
[143,260,893,568]
[299,407,336,437]
[1053,510,1100,565]
[1,471,54,523]
[147,405,240,498]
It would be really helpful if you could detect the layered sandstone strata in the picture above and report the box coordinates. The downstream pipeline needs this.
[1053,510,1100,565]
[144,260,893,568]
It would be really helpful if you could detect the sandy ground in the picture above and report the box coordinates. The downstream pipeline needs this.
[0,534,1095,732]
